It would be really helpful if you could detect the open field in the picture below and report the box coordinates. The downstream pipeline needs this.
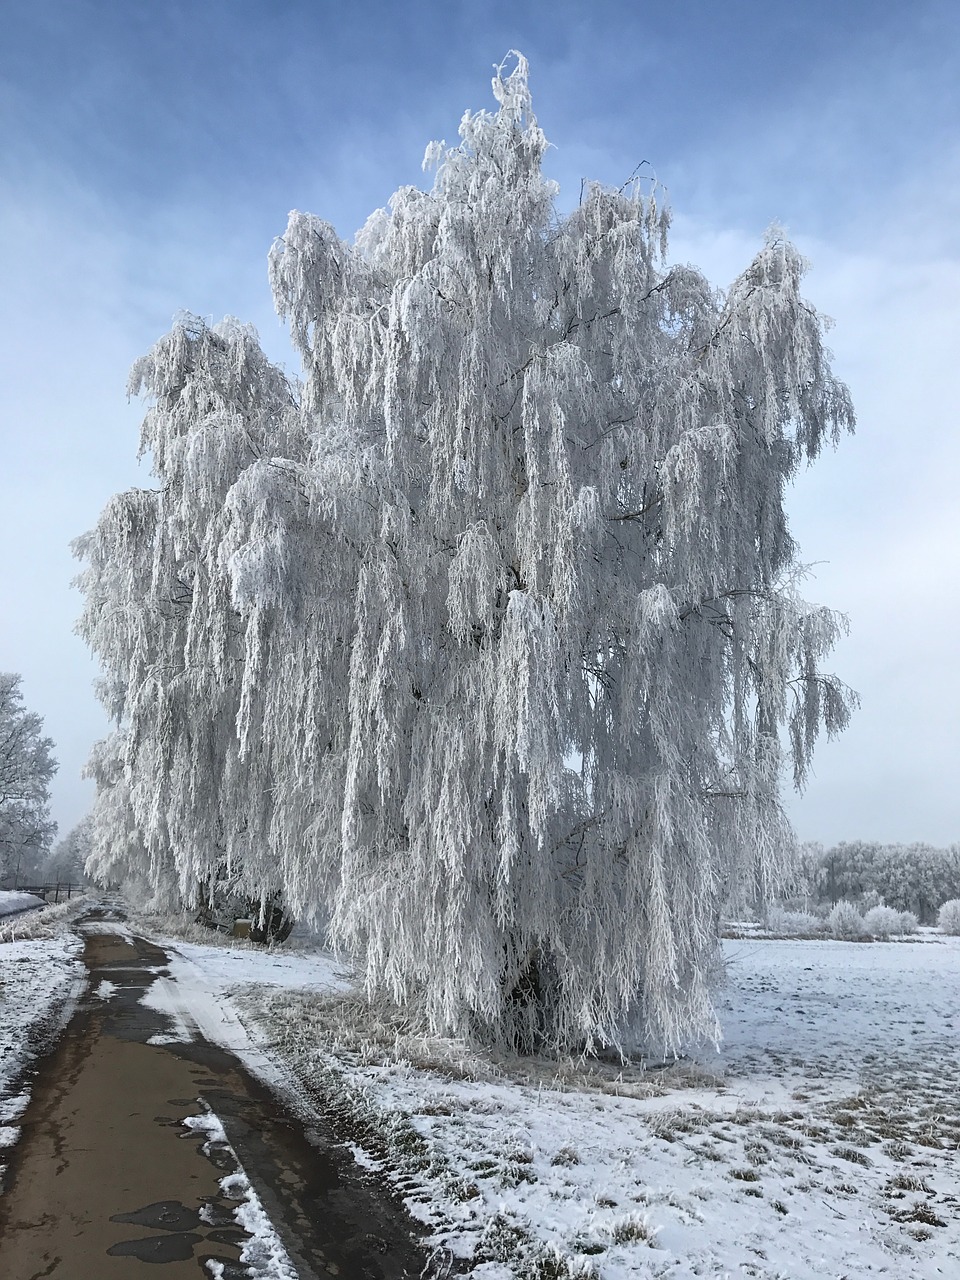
[234,936,960,1278]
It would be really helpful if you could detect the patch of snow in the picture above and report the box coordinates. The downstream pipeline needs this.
[0,935,85,1108]
[346,1141,382,1171]
[139,976,197,1043]
[94,978,118,1000]
[77,918,136,943]
[0,928,85,1190]
[0,891,46,919]
[183,1109,298,1280]
[140,937,350,1091]
[1,1092,30,1123]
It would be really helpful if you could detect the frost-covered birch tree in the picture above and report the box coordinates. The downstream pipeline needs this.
[79,53,856,1053]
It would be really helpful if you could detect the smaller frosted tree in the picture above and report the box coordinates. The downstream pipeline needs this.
[863,904,901,939]
[0,674,57,885]
[827,900,864,940]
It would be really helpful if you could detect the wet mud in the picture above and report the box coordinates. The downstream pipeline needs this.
[0,908,430,1278]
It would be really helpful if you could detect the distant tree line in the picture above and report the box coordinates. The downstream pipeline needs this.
[791,841,960,924]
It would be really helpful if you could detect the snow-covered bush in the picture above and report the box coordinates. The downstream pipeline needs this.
[937,899,960,935]
[863,905,902,939]
[827,901,865,940]
[897,911,919,935]
[764,906,823,937]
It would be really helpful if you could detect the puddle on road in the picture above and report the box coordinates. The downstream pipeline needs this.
[111,1198,204,1230]
[107,1230,206,1262]
[0,908,432,1278]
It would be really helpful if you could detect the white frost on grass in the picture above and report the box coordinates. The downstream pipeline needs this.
[0,896,88,943]
[234,936,960,1279]
[183,1109,298,1280]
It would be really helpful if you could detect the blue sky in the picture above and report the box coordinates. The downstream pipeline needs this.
[1,0,958,847]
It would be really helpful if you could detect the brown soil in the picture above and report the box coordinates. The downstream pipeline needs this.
[0,911,430,1279]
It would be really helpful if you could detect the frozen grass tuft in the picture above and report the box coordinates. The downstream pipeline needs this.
[549,1146,580,1167]
[607,1211,659,1247]
[0,895,90,943]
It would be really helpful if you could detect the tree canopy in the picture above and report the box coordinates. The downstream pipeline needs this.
[77,54,856,1053]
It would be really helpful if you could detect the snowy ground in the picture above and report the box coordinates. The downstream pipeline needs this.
[184,1107,299,1280]
[136,931,351,1084]
[0,903,87,1172]
[2,905,959,1277]
[0,890,47,918]
[228,937,960,1279]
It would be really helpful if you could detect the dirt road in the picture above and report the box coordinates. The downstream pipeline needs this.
[0,908,430,1278]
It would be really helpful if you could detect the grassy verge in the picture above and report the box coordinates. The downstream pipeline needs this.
[235,985,603,1279]
[0,894,91,943]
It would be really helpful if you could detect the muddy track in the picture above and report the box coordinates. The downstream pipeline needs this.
[0,908,431,1278]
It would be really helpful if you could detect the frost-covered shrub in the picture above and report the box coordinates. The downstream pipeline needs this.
[937,899,960,935]
[764,906,823,937]
[897,911,919,935]
[863,905,902,939]
[827,901,865,940]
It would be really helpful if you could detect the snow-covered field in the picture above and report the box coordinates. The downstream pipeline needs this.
[2,905,959,1278]
[230,937,960,1279]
